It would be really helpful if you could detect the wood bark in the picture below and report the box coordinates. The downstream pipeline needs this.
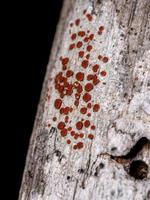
[19,0,150,199]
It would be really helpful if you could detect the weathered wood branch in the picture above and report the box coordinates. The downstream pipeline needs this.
[19,0,150,199]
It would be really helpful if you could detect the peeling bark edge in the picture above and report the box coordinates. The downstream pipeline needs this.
[18,0,73,199]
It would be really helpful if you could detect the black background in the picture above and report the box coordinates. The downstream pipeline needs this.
[5,1,63,199]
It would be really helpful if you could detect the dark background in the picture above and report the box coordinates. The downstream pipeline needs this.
[6,1,63,199]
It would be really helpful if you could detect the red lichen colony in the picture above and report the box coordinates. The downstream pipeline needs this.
[48,9,109,150]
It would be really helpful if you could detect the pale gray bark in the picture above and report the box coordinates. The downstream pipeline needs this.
[19,0,150,199]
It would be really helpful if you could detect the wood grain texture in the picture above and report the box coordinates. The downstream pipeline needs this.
[19,0,150,199]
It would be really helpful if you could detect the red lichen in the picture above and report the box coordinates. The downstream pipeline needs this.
[84,120,90,127]
[77,41,83,48]
[78,31,85,37]
[71,33,77,40]
[93,104,100,112]
[76,72,84,81]
[57,122,65,130]
[78,51,84,58]
[54,99,62,109]
[86,45,92,52]
[92,64,99,72]
[75,19,80,26]
[88,134,94,139]
[100,70,107,76]
[80,107,87,114]
[85,83,93,92]
[81,60,89,68]
[76,121,83,130]
[83,93,91,102]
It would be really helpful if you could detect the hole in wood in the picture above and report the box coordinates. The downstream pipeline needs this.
[129,160,148,180]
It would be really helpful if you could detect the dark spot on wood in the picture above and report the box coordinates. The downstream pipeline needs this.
[55,150,61,157]
[111,147,117,152]
[111,190,115,196]
[147,190,150,199]
[78,168,85,173]
[99,162,105,169]
[129,160,148,179]
[123,93,128,98]
[67,176,71,180]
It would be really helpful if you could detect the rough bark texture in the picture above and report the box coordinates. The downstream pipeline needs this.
[19,0,150,199]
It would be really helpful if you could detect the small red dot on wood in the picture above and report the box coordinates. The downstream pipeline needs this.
[76,72,84,81]
[75,19,80,26]
[76,121,83,130]
[100,70,107,76]
[54,99,62,109]
[77,41,83,48]
[83,93,91,102]
[57,122,65,130]
[81,60,89,68]
[88,134,94,139]
[93,104,100,112]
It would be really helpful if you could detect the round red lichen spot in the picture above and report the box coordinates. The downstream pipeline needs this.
[85,83,93,92]
[84,37,89,42]
[78,51,84,58]
[63,107,70,115]
[62,57,69,65]
[76,72,84,81]
[83,93,91,102]
[93,104,100,112]
[74,134,79,140]
[78,31,85,37]
[98,55,103,60]
[54,99,62,109]
[66,70,74,77]
[62,65,67,70]
[100,70,107,76]
[86,14,93,21]
[99,26,104,32]
[87,102,92,108]
[80,107,87,114]
[92,64,99,72]
[65,116,69,123]
[77,41,83,48]
[67,139,71,144]
[75,19,80,26]
[81,60,89,68]
[76,84,83,93]
[79,133,84,138]
[86,45,92,52]
[73,145,77,150]
[87,74,93,81]
[57,122,65,130]
[61,129,67,137]
[71,33,77,40]
[91,125,96,130]
[89,34,94,40]
[93,75,100,85]
[71,131,75,136]
[77,142,84,149]
[84,120,90,128]
[74,100,79,107]
[87,113,91,117]
[75,93,80,100]
[69,43,75,50]
[102,57,109,63]
[53,117,57,121]
[88,134,94,140]
[76,121,83,130]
